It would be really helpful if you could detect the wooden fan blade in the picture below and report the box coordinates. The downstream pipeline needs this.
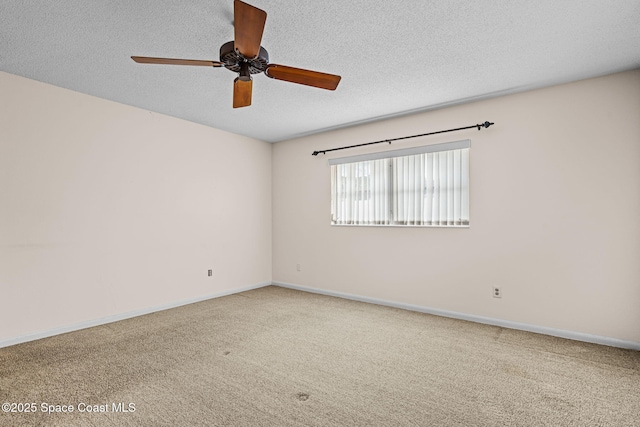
[131,56,224,67]
[234,0,266,59]
[264,64,341,90]
[233,78,253,108]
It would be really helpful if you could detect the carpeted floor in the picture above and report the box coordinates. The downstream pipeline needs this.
[1,285,639,426]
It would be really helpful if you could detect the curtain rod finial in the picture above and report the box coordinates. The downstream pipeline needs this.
[478,121,494,130]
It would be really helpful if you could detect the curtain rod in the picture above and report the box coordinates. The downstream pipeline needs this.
[312,121,494,156]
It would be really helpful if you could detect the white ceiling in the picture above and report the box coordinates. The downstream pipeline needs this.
[1,1,639,142]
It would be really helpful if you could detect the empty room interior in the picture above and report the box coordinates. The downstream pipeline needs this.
[1,1,639,425]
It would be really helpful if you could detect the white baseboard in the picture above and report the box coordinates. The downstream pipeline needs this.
[5,280,638,352]
[272,281,640,351]
[0,281,271,349]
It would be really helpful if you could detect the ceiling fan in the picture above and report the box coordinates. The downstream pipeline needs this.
[131,0,341,108]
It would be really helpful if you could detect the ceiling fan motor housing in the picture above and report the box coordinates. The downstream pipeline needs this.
[220,41,269,75]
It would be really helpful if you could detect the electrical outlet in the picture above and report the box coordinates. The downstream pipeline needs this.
[208,269,213,277]
[493,286,502,298]
[296,263,301,272]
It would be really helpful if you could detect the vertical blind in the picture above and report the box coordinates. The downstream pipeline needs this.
[330,140,470,226]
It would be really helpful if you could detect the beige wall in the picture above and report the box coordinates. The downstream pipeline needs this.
[2,69,638,346]
[0,72,272,342]
[273,69,640,343]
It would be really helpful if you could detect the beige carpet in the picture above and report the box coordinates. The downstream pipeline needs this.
[1,285,639,426]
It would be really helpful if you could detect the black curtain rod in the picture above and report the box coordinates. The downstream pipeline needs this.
[312,121,495,156]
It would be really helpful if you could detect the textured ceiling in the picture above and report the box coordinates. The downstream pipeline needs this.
[1,1,639,142]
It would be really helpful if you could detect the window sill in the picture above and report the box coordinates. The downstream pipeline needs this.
[330,223,470,228]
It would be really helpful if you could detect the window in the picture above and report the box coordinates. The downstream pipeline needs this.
[330,140,470,227]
